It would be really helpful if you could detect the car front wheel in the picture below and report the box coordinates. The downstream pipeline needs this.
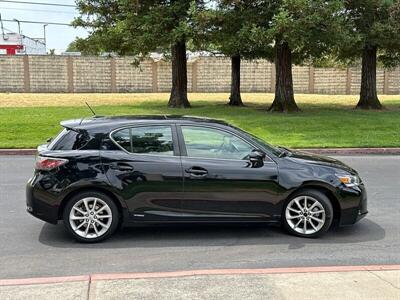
[282,189,333,238]
[63,191,119,243]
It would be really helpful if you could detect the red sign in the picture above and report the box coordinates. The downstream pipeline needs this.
[0,44,24,55]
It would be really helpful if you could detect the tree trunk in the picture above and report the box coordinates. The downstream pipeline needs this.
[228,55,243,106]
[356,45,382,109]
[168,41,190,108]
[268,41,299,112]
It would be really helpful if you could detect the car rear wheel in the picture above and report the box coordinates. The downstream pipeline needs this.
[63,191,119,243]
[282,189,333,238]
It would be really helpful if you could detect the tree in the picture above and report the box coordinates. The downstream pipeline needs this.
[341,1,400,109]
[255,0,347,112]
[66,39,101,55]
[74,1,207,108]
[200,1,266,106]
[66,40,79,53]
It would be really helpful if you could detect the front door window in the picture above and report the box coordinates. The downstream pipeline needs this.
[181,126,254,160]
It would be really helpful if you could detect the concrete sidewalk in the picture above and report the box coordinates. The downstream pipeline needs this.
[1,266,399,300]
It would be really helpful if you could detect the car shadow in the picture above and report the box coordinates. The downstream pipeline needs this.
[38,218,385,249]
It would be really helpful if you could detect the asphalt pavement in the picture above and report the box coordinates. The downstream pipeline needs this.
[0,155,399,279]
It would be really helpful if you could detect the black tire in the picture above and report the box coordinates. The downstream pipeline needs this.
[282,189,333,238]
[63,191,120,243]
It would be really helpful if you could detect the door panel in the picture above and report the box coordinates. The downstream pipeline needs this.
[178,125,282,221]
[101,125,184,221]
[181,157,281,220]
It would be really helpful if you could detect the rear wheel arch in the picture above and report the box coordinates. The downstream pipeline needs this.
[58,187,124,222]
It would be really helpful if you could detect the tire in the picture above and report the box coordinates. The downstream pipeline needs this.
[282,189,333,238]
[63,191,119,243]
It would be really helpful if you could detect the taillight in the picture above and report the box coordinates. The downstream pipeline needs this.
[35,156,68,171]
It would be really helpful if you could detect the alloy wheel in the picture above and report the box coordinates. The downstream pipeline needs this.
[69,197,112,239]
[285,196,326,235]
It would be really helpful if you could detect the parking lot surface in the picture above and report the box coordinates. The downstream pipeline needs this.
[0,155,399,279]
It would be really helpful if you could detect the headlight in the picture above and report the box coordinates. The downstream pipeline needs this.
[335,174,360,187]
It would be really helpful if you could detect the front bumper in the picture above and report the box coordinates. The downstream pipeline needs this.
[338,183,368,226]
[26,176,59,224]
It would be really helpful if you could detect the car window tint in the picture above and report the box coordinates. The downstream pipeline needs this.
[112,129,131,152]
[52,129,91,150]
[181,126,253,160]
[113,126,174,156]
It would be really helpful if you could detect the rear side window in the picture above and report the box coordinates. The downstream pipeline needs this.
[112,126,174,156]
[51,129,91,150]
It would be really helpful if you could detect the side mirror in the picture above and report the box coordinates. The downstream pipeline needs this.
[249,150,266,168]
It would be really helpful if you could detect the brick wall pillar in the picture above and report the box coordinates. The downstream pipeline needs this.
[191,60,198,92]
[67,56,74,93]
[308,66,315,94]
[346,68,352,95]
[383,70,389,94]
[23,56,30,93]
[110,57,117,93]
[151,59,158,92]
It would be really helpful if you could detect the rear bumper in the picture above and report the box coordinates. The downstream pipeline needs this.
[26,177,59,224]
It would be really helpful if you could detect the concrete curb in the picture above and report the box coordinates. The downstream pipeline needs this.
[1,148,400,156]
[1,264,400,287]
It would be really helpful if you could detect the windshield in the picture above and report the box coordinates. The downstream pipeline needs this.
[234,127,283,157]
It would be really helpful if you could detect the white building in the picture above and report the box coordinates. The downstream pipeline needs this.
[0,32,46,55]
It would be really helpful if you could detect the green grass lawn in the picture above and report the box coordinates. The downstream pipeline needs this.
[0,93,399,149]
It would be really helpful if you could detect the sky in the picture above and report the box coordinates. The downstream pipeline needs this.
[0,0,88,53]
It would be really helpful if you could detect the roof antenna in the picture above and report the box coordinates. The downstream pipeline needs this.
[85,101,96,116]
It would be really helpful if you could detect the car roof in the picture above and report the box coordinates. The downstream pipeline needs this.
[60,115,230,130]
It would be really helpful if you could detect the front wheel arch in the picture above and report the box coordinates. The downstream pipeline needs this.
[283,185,341,224]
[282,188,334,237]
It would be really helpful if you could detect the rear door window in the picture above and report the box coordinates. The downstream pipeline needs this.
[112,126,174,156]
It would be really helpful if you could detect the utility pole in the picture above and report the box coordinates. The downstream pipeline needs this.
[0,13,5,39]
[43,24,48,51]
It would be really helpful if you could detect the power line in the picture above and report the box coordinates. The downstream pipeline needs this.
[2,18,72,26]
[0,6,76,14]
[0,0,76,8]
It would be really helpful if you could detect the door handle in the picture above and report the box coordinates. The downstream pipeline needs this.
[110,163,134,172]
[185,167,208,177]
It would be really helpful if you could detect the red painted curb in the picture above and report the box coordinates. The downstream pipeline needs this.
[0,275,90,287]
[0,149,37,155]
[1,265,399,287]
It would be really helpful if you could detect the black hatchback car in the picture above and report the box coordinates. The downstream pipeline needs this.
[27,115,367,242]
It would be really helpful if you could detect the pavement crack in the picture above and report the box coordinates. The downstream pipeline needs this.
[367,270,400,290]
[87,274,94,300]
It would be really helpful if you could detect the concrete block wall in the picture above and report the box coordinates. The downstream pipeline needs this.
[115,58,153,92]
[241,59,271,92]
[0,56,25,92]
[0,55,399,94]
[388,69,400,94]
[73,57,112,92]
[314,68,347,94]
[29,56,68,92]
[196,57,231,92]
[292,66,310,93]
